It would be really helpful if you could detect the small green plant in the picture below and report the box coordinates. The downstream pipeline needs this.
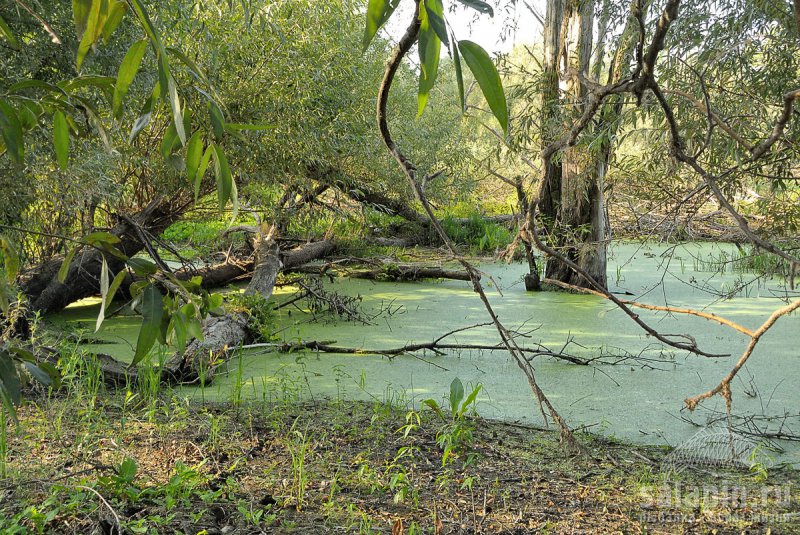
[286,425,310,510]
[423,378,483,466]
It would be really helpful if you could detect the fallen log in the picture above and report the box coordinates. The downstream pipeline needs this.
[293,263,474,282]
[22,198,187,315]
[172,239,336,289]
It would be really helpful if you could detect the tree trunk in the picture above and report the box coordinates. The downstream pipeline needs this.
[22,197,186,315]
[537,0,608,289]
[166,225,285,383]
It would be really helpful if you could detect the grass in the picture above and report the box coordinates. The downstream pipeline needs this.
[0,347,797,534]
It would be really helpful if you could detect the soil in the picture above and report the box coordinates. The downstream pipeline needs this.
[1,393,797,534]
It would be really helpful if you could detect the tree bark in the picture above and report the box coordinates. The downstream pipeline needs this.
[21,198,186,315]
[537,0,608,289]
[165,225,288,383]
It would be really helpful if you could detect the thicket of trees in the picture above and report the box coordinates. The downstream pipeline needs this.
[0,0,798,432]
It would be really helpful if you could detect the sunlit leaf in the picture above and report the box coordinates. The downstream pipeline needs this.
[417,0,442,117]
[113,39,148,119]
[105,269,127,309]
[82,231,121,246]
[458,40,508,134]
[166,74,186,145]
[58,246,79,283]
[423,0,449,47]
[101,1,128,44]
[72,0,92,41]
[185,130,203,184]
[195,145,214,202]
[76,0,102,69]
[362,0,401,52]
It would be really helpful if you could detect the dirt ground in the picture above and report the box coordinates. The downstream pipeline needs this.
[1,395,797,534]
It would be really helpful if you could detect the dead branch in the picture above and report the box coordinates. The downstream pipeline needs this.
[377,1,582,453]
[543,278,754,337]
[684,297,800,412]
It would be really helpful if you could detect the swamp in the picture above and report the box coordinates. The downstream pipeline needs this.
[0,0,799,533]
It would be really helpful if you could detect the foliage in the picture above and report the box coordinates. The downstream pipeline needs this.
[422,378,483,466]
[441,214,513,253]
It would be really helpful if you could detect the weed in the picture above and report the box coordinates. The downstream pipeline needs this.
[422,378,483,466]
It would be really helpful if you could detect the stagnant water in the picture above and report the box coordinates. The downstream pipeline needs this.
[53,242,800,464]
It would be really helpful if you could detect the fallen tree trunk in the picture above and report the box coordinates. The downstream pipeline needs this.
[294,263,475,282]
[22,198,187,315]
[165,225,286,383]
[172,239,336,289]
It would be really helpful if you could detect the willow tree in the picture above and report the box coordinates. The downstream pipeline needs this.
[535,0,639,289]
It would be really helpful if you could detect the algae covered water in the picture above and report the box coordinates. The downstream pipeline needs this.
[53,242,800,463]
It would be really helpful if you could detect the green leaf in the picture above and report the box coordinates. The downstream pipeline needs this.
[82,231,121,246]
[418,0,442,117]
[96,256,110,332]
[423,0,449,47]
[166,47,211,86]
[0,100,24,165]
[451,31,466,112]
[73,0,93,41]
[59,75,117,93]
[105,269,127,309]
[8,80,66,96]
[195,145,213,202]
[160,122,179,159]
[458,40,508,134]
[118,457,138,483]
[208,101,225,141]
[25,362,60,390]
[459,383,482,417]
[422,398,445,420]
[362,0,401,52]
[23,362,53,387]
[0,235,19,284]
[166,74,186,145]
[53,111,70,169]
[128,81,160,142]
[449,377,464,416]
[171,310,188,353]
[132,283,163,366]
[455,0,494,16]
[212,144,232,211]
[0,350,21,407]
[126,257,157,276]
[101,1,127,44]
[113,39,148,120]
[76,0,103,70]
[58,247,79,283]
[0,13,20,50]
[185,131,203,184]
